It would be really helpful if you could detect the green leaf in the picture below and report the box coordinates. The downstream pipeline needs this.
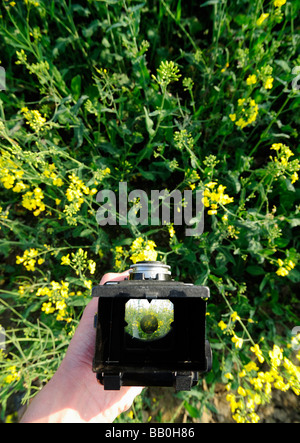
[275,60,291,73]
[205,402,218,414]
[288,218,300,227]
[143,106,155,137]
[80,228,94,238]
[71,75,82,101]
[184,401,200,418]
[82,20,102,38]
[200,0,221,6]
[176,0,182,22]
[246,266,265,276]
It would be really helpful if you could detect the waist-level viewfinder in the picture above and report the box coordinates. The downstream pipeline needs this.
[92,261,212,391]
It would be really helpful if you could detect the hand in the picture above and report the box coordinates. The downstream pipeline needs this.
[21,271,143,423]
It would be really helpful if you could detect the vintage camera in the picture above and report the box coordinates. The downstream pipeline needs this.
[92,261,212,391]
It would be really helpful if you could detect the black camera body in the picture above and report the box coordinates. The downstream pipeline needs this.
[92,261,212,391]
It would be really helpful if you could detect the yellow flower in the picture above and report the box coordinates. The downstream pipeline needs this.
[53,177,64,187]
[22,187,46,216]
[264,77,274,89]
[233,97,259,129]
[205,182,217,189]
[88,261,96,275]
[231,311,241,322]
[1,174,15,189]
[221,62,229,73]
[127,410,134,419]
[237,386,247,397]
[291,172,298,184]
[42,302,55,315]
[249,412,260,423]
[236,118,247,129]
[269,345,283,367]
[61,255,71,266]
[218,320,227,331]
[246,74,257,86]
[276,267,289,277]
[168,224,175,238]
[130,237,158,264]
[250,344,265,363]
[84,280,92,290]
[13,181,27,193]
[257,13,269,26]
[271,143,282,151]
[21,107,46,132]
[274,0,286,7]
[203,181,234,216]
[231,334,243,349]
[229,113,236,122]
[4,366,20,384]
[208,208,218,215]
[224,372,234,380]
[16,248,40,272]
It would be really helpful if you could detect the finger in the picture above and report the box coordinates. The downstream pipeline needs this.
[100,270,130,286]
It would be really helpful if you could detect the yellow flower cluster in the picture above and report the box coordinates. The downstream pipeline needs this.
[16,248,44,272]
[94,167,111,184]
[240,63,275,93]
[264,77,274,89]
[37,281,72,322]
[66,173,90,203]
[0,153,27,193]
[219,311,246,349]
[225,341,300,423]
[24,0,40,6]
[21,107,46,133]
[246,74,257,85]
[130,237,158,264]
[276,258,296,277]
[224,345,300,423]
[22,187,46,216]
[269,143,299,184]
[230,98,259,129]
[61,248,96,277]
[203,181,234,215]
[174,129,194,151]
[43,163,63,187]
[226,392,261,423]
[168,224,175,238]
[250,343,265,363]
[114,246,125,269]
[64,173,91,225]
[4,366,20,385]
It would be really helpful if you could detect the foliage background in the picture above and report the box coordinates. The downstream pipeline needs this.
[0,0,299,423]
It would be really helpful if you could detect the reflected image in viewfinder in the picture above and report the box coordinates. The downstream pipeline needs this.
[125,299,174,341]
